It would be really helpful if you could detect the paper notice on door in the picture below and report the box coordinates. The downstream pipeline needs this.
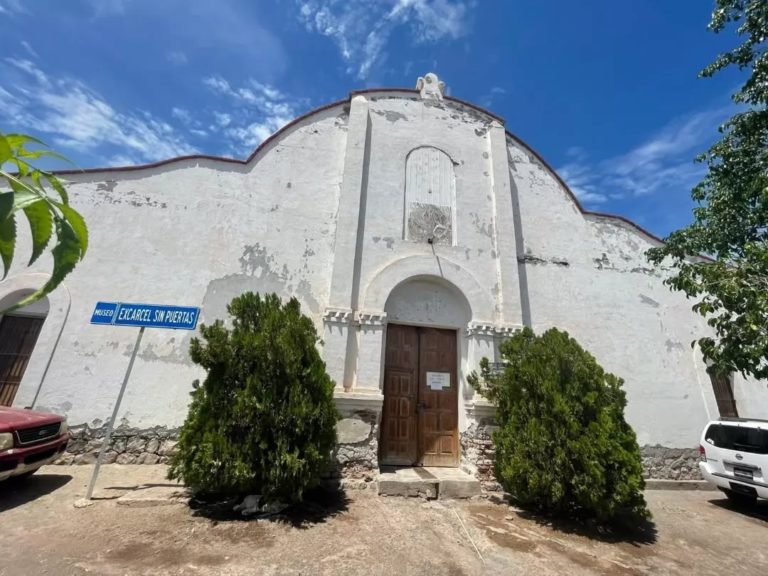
[427,372,451,390]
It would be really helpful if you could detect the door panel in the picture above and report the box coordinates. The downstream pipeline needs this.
[0,315,45,406]
[380,325,419,465]
[381,324,459,467]
[418,327,459,467]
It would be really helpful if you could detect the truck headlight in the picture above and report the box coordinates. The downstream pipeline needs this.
[0,432,13,451]
[59,420,68,437]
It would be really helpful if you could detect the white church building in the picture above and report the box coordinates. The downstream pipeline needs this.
[2,73,765,482]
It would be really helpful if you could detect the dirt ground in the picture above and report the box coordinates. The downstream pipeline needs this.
[1,465,767,575]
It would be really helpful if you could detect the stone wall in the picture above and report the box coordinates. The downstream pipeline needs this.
[57,412,382,488]
[460,418,500,491]
[56,419,701,485]
[459,420,703,487]
[55,424,179,465]
[330,410,379,488]
[641,445,702,480]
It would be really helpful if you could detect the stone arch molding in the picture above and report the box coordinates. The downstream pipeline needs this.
[362,255,495,324]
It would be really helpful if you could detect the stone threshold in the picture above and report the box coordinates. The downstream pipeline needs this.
[378,466,481,499]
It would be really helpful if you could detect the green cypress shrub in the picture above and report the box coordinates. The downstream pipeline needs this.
[168,292,339,502]
[469,327,649,527]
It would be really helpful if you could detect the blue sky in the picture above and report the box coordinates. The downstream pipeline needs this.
[0,0,742,237]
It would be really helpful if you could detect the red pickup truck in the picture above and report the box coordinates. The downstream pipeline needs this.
[0,406,70,482]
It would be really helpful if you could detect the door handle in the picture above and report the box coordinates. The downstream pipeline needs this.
[416,402,427,413]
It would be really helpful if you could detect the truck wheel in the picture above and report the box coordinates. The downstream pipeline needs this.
[723,488,757,506]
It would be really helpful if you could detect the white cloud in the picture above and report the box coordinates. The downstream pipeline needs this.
[203,76,231,94]
[171,106,192,124]
[213,112,232,127]
[85,0,131,17]
[20,41,38,59]
[297,0,471,79]
[0,0,26,15]
[165,50,188,65]
[202,75,304,153]
[6,57,49,85]
[0,58,196,164]
[557,163,608,205]
[556,106,730,207]
[479,86,506,108]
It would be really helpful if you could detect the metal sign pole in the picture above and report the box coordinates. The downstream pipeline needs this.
[85,326,145,500]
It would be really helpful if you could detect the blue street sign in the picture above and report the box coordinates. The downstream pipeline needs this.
[90,301,119,325]
[90,301,200,330]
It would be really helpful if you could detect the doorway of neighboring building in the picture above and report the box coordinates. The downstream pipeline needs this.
[380,324,459,467]
[0,314,46,406]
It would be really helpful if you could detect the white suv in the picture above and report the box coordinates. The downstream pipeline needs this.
[699,418,768,505]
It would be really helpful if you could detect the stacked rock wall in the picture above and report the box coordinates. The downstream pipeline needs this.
[56,425,178,465]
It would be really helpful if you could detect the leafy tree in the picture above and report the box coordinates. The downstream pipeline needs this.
[168,292,339,502]
[0,132,87,310]
[647,1,768,378]
[469,328,649,527]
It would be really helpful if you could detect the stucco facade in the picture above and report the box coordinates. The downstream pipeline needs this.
[2,73,765,480]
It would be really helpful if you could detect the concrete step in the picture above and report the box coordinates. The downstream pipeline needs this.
[378,466,480,499]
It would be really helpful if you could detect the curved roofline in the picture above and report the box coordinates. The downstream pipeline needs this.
[52,86,665,246]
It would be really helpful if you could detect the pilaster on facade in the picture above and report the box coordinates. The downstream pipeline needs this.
[322,307,355,391]
[488,120,523,326]
[465,397,497,420]
[333,389,385,415]
[327,94,372,311]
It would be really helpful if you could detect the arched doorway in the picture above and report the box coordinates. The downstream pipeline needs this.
[380,277,471,467]
[0,291,49,406]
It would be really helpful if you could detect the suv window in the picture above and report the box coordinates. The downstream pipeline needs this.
[705,423,768,455]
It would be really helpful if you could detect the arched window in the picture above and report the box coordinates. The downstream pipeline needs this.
[404,146,457,245]
[0,292,49,406]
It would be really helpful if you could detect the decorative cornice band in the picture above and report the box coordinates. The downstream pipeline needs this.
[322,308,354,325]
[466,323,522,337]
[356,311,388,326]
[466,322,495,337]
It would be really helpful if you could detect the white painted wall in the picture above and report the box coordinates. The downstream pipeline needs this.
[3,107,348,427]
[507,139,768,447]
[2,84,764,449]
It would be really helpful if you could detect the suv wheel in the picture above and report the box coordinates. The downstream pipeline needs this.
[722,488,757,506]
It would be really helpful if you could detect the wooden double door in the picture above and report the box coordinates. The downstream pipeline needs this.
[380,324,459,467]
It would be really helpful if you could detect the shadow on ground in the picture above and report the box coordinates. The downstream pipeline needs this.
[0,473,72,512]
[90,482,185,501]
[513,508,658,546]
[708,495,768,523]
[188,482,350,528]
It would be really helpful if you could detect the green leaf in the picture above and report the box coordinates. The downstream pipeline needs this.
[5,133,47,149]
[54,201,88,255]
[19,149,72,165]
[12,189,45,212]
[0,211,16,279]
[0,191,12,221]
[23,200,53,265]
[8,220,81,311]
[45,174,69,204]
[0,168,40,197]
[0,135,12,164]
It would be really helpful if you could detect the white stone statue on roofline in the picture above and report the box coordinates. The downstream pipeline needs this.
[416,72,445,100]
